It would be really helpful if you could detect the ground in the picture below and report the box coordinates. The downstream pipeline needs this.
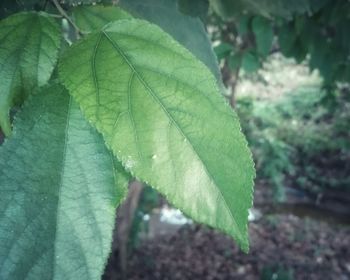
[104,211,350,280]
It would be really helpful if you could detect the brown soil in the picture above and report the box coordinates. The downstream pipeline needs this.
[104,215,350,280]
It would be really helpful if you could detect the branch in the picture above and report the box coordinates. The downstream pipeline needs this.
[51,0,83,36]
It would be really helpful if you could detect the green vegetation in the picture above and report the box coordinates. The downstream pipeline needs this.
[1,0,350,279]
[237,83,350,199]
[209,0,350,88]
[0,1,254,279]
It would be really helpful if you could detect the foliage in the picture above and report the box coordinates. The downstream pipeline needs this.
[0,0,254,278]
[59,18,254,250]
[208,0,350,88]
[0,12,61,136]
[0,83,128,279]
[237,85,350,199]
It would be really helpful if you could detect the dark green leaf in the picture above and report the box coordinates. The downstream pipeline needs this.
[228,53,242,71]
[252,16,273,57]
[0,0,42,18]
[238,15,251,35]
[242,51,260,73]
[210,0,311,20]
[214,42,233,61]
[209,0,247,19]
[0,83,128,279]
[119,0,221,82]
[278,23,296,56]
[177,0,209,19]
[59,0,102,4]
[0,12,61,136]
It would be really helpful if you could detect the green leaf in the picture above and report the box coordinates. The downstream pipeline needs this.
[0,12,61,136]
[228,53,242,71]
[119,0,222,82]
[59,19,255,251]
[278,23,297,56]
[59,0,102,4]
[252,16,273,57]
[0,83,127,279]
[209,0,246,19]
[214,42,233,61]
[177,0,209,19]
[242,51,260,73]
[72,5,132,32]
[0,0,42,18]
[210,0,311,20]
[238,15,251,35]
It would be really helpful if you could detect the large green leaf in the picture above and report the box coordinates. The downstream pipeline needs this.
[0,12,61,136]
[119,0,221,82]
[72,5,132,32]
[59,19,255,251]
[0,83,128,279]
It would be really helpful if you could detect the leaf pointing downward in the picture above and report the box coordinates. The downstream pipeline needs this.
[0,12,61,136]
[59,19,255,251]
[0,83,128,279]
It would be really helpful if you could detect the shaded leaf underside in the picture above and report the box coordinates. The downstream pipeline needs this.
[59,19,255,251]
[0,12,60,135]
[0,83,127,279]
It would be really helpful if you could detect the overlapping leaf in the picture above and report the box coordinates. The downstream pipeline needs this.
[59,19,255,251]
[72,5,132,32]
[210,0,313,19]
[177,0,209,19]
[59,0,101,5]
[252,17,273,57]
[0,12,60,136]
[0,83,128,279]
[119,0,221,81]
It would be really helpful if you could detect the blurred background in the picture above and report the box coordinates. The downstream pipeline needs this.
[103,1,350,279]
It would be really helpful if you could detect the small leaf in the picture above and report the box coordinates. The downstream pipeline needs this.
[238,15,251,35]
[278,23,297,56]
[72,5,132,32]
[0,83,128,279]
[252,16,273,57]
[209,0,246,19]
[214,42,233,61]
[242,51,260,73]
[59,19,255,251]
[228,53,242,71]
[0,12,61,136]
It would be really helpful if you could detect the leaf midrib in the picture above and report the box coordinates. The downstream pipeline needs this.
[53,96,96,280]
[100,30,244,242]
[52,95,71,279]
